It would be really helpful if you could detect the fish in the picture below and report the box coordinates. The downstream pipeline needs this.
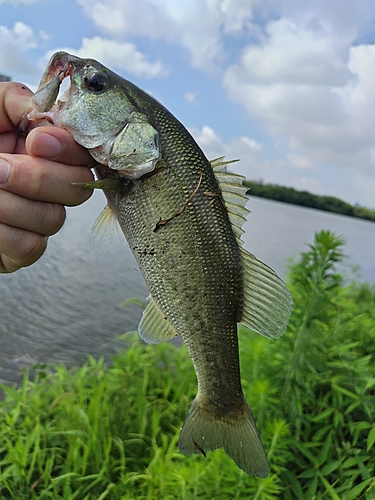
[23,52,292,477]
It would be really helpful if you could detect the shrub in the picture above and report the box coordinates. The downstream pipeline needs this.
[0,230,374,499]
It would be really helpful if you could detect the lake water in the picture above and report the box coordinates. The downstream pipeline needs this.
[1,193,374,387]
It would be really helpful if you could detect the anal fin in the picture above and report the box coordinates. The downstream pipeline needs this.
[139,297,178,344]
[240,247,292,339]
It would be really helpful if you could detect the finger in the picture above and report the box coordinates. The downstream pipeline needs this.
[26,126,97,166]
[0,130,27,155]
[0,189,66,236]
[0,154,94,206]
[0,82,33,133]
[0,222,47,273]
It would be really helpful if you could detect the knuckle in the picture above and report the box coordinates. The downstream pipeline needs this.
[19,234,47,266]
[29,163,45,197]
[12,158,45,197]
[41,203,66,235]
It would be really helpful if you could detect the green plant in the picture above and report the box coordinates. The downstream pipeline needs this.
[0,230,374,499]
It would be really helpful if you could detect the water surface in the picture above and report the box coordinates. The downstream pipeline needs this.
[1,193,373,387]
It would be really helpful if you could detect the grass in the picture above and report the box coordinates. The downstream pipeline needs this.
[0,230,374,499]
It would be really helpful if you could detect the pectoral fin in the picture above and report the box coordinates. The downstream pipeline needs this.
[240,247,292,339]
[89,204,125,253]
[138,297,178,344]
[72,178,125,193]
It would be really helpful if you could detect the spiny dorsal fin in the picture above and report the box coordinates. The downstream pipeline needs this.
[210,157,250,246]
[139,297,178,344]
[240,247,292,339]
[210,156,240,172]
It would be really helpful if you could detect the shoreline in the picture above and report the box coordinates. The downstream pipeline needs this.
[243,180,375,222]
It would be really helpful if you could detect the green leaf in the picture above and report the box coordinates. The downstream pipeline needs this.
[292,440,317,463]
[286,473,305,499]
[355,454,371,480]
[344,478,373,500]
[312,408,334,422]
[332,384,358,400]
[317,433,332,466]
[299,468,317,478]
[342,457,358,469]
[367,427,375,452]
[321,460,341,475]
[318,473,341,500]
[306,475,318,498]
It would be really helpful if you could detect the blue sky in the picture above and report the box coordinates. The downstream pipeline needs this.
[1,0,375,207]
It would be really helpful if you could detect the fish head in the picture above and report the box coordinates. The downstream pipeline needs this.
[22,52,160,179]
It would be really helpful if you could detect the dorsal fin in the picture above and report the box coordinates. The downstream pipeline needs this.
[210,157,250,246]
[210,157,292,339]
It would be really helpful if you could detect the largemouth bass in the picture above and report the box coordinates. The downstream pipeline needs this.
[23,52,292,477]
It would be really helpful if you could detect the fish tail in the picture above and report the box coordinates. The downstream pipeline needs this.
[178,397,269,477]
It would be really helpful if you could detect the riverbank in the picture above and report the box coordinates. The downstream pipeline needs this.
[243,180,375,221]
[0,231,374,499]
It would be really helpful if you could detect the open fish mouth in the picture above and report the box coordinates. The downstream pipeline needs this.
[20,53,77,132]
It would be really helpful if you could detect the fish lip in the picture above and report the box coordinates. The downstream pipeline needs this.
[32,53,75,113]
[35,52,72,94]
[19,52,79,133]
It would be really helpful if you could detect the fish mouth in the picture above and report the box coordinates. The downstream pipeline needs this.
[19,52,78,132]
[36,52,73,96]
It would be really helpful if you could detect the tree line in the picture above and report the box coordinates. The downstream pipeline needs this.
[243,180,375,221]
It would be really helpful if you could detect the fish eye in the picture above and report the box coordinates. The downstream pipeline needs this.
[83,71,108,93]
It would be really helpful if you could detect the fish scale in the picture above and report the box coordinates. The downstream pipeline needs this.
[24,52,293,477]
[104,122,264,472]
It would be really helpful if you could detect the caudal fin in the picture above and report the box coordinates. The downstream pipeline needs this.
[178,397,269,477]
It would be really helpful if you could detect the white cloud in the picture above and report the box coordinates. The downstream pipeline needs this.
[45,37,168,79]
[235,18,351,86]
[221,12,375,206]
[0,21,37,50]
[2,0,372,206]
[184,91,198,103]
[76,0,261,71]
[287,154,314,170]
[190,123,374,207]
[75,37,167,79]
[241,136,263,154]
[0,22,43,78]
[189,126,326,197]
[191,125,225,154]
[190,125,264,177]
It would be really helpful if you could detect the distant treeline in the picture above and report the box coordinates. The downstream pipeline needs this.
[243,180,375,222]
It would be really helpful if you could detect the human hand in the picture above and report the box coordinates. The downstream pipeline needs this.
[0,82,94,273]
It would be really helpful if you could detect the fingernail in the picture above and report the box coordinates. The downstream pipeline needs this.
[0,158,10,185]
[30,132,62,158]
